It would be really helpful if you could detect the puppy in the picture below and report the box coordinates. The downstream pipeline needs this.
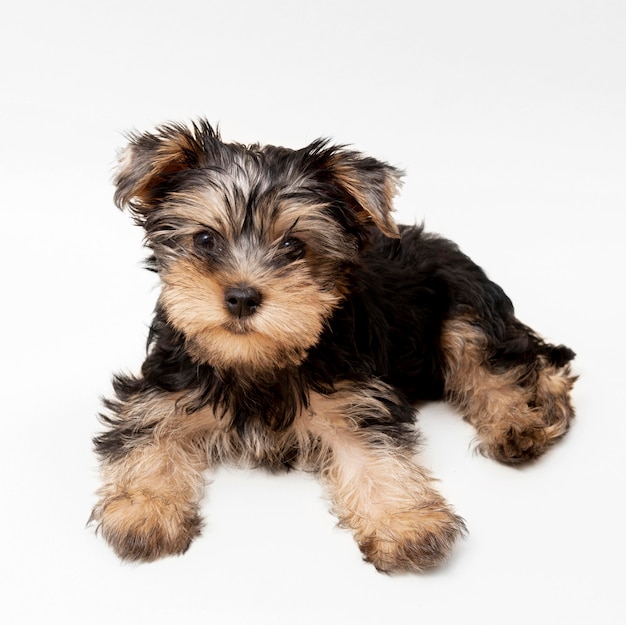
[91,120,576,572]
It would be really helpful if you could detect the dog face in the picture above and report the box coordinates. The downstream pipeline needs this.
[114,121,402,371]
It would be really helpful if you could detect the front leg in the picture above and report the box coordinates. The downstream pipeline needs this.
[307,382,466,573]
[91,379,210,561]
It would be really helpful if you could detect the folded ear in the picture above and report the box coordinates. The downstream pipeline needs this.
[114,120,219,218]
[319,144,403,238]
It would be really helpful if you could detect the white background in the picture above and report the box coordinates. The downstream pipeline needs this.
[2,1,625,623]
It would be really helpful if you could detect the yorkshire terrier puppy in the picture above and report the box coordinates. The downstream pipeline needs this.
[91,120,576,572]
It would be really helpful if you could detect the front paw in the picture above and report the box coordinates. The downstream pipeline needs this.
[357,503,466,573]
[91,490,202,562]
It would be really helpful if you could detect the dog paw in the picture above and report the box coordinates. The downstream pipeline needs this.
[482,423,551,464]
[91,491,202,561]
[480,400,574,466]
[357,503,466,573]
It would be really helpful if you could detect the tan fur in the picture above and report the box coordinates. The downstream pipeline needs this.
[116,131,204,213]
[97,121,576,571]
[90,390,210,560]
[441,318,576,464]
[327,154,402,238]
[92,381,465,569]
[92,442,208,561]
[160,256,341,370]
[305,383,465,572]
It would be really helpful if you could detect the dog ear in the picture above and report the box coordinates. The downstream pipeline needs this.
[320,145,403,238]
[113,120,219,218]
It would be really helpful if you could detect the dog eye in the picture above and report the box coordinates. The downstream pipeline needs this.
[193,230,220,254]
[279,237,305,261]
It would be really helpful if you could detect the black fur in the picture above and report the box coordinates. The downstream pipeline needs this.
[95,222,573,465]
[92,122,577,569]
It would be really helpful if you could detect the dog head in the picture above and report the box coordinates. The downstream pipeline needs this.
[114,120,403,371]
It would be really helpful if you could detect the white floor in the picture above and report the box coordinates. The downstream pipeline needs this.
[2,1,625,623]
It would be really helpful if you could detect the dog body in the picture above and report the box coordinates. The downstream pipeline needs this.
[92,121,576,572]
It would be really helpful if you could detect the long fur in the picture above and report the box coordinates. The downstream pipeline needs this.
[91,120,576,572]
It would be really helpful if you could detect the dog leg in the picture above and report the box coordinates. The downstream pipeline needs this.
[306,383,466,573]
[91,388,210,561]
[441,317,576,464]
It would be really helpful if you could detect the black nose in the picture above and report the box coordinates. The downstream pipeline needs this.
[224,286,263,318]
